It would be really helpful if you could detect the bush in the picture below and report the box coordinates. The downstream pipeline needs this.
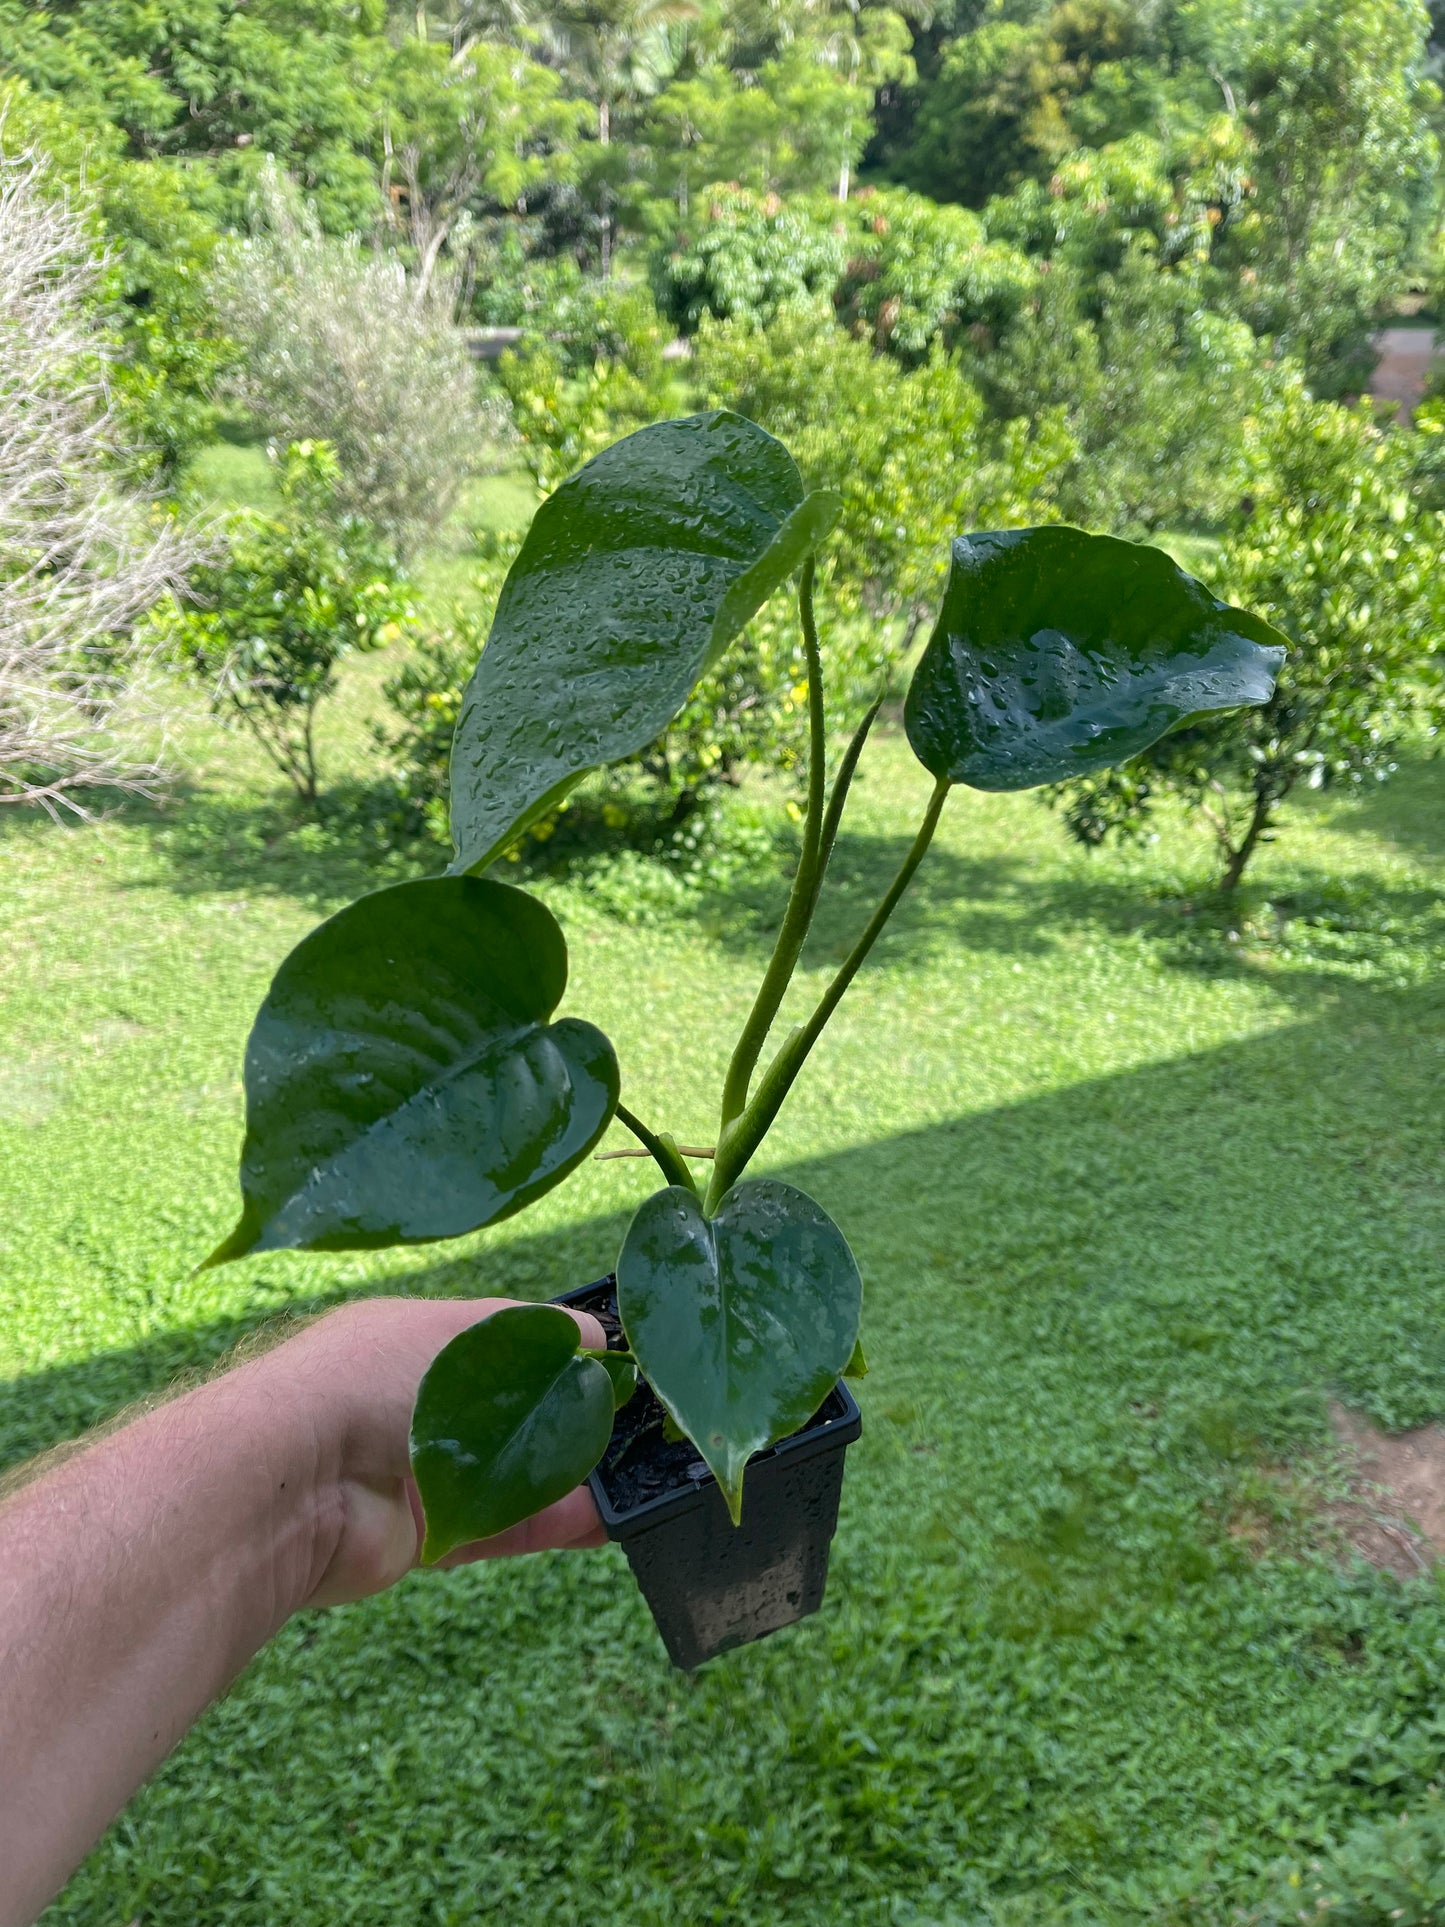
[654,186,848,333]
[833,186,1035,358]
[1052,395,1445,889]
[377,534,519,841]
[169,441,413,806]
[696,299,1071,626]
[970,239,1292,535]
[493,283,680,495]
[211,163,497,560]
[0,147,194,815]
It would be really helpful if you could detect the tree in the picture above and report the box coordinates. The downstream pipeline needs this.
[0,149,193,816]
[494,283,679,491]
[170,442,413,807]
[644,4,911,208]
[1225,0,1439,397]
[0,0,389,232]
[0,75,230,485]
[1053,397,1445,890]
[833,185,1034,356]
[212,165,497,559]
[895,0,1152,208]
[696,298,1071,630]
[544,0,695,273]
[970,235,1291,536]
[655,185,848,331]
[379,36,586,301]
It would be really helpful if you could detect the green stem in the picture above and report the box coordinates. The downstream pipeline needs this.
[717,558,827,1129]
[614,1103,696,1193]
[809,694,882,921]
[705,776,951,1211]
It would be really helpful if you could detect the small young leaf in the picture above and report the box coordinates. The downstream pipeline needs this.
[842,1336,869,1380]
[411,1306,616,1562]
[584,1350,640,1409]
[207,876,618,1262]
[617,1179,861,1524]
[450,411,841,872]
[905,528,1288,792]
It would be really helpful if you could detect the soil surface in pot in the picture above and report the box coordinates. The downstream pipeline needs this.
[576,1278,849,1514]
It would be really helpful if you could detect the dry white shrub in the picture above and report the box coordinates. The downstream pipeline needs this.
[0,150,195,816]
[212,165,500,560]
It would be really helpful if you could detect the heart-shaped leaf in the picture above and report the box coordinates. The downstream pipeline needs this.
[905,527,1288,791]
[450,411,841,872]
[616,1179,861,1523]
[207,876,618,1263]
[411,1305,616,1562]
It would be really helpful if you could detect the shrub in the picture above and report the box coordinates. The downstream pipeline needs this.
[0,148,193,815]
[211,163,497,560]
[833,187,1035,358]
[654,186,848,332]
[1052,396,1444,889]
[696,299,1071,627]
[377,534,519,841]
[169,441,413,806]
[493,283,680,495]
[970,240,1292,535]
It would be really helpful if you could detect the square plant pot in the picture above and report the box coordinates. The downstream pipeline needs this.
[554,1276,862,1671]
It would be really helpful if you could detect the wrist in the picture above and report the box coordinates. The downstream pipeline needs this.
[162,1342,350,1630]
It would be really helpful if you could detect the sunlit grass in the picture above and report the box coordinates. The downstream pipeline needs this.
[3,673,1442,1923]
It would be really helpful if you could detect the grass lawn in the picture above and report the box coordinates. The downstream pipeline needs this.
[2,642,1443,1922]
[180,438,538,617]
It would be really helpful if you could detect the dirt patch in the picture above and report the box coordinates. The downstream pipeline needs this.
[1328,1401,1445,1578]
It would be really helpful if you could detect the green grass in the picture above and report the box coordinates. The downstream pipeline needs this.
[182,439,280,514]
[180,439,537,616]
[3,680,1443,1924]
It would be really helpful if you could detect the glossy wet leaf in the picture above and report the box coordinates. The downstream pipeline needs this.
[905,527,1288,791]
[450,412,841,872]
[617,1178,861,1523]
[208,877,618,1262]
[411,1306,616,1562]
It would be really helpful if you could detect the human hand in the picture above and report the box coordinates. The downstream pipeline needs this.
[257,1296,608,1610]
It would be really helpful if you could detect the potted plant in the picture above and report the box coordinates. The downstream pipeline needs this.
[206,412,1287,1668]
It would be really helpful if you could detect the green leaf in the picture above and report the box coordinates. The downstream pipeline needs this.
[208,876,618,1263]
[843,1336,869,1380]
[616,1179,861,1524]
[450,411,841,872]
[904,528,1288,791]
[411,1306,616,1563]
[584,1349,640,1408]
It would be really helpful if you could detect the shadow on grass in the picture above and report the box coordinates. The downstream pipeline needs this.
[129,779,449,912]
[1318,748,1444,864]
[6,973,1441,1476]
[11,757,1438,1015]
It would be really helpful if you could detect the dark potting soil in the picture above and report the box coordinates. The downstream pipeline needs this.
[569,1277,850,1515]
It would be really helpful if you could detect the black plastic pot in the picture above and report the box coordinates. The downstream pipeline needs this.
[554,1276,862,1671]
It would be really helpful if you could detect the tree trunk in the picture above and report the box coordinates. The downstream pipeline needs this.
[598,99,612,280]
[1219,790,1272,893]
